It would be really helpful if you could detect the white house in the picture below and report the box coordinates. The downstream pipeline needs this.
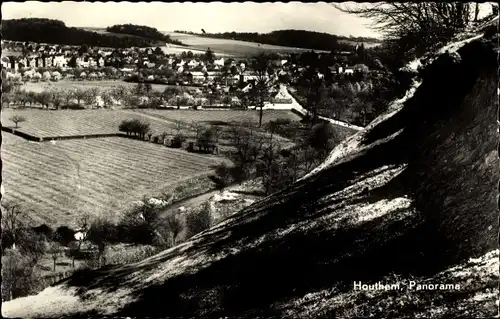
[97,57,105,67]
[344,68,354,75]
[189,71,206,84]
[76,57,89,68]
[214,57,225,67]
[1,57,11,69]
[187,60,199,68]
[53,55,67,68]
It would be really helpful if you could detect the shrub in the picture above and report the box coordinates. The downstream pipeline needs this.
[307,122,339,158]
[31,224,53,239]
[185,204,213,239]
[54,226,76,246]
[105,245,159,265]
[171,134,186,147]
[87,217,117,267]
[2,249,44,301]
[214,163,234,191]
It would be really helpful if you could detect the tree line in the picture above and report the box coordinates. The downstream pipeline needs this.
[106,24,183,45]
[2,18,165,48]
[176,29,380,52]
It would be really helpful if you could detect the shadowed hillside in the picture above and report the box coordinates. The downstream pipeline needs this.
[2,21,498,319]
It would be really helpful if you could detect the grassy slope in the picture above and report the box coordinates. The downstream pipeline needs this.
[166,32,330,57]
[1,137,226,227]
[3,27,498,318]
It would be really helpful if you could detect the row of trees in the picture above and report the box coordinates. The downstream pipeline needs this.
[191,29,370,52]
[118,119,151,138]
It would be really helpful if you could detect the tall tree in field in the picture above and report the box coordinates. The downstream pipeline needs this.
[73,88,87,108]
[249,52,276,127]
[100,91,114,108]
[36,91,52,109]
[299,67,328,128]
[49,89,64,110]
[83,88,99,108]
[203,47,215,64]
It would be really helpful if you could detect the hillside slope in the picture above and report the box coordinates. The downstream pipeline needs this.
[3,22,499,318]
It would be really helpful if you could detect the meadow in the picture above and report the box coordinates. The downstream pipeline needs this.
[1,109,178,138]
[2,108,302,139]
[165,32,330,57]
[20,80,194,94]
[1,137,227,227]
[134,109,302,126]
[1,131,29,145]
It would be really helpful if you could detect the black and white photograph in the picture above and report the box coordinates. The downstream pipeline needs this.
[1,1,499,318]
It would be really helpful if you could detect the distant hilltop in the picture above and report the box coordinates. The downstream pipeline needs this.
[173,29,382,51]
[2,18,184,48]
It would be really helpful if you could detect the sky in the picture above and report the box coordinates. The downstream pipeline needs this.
[1,1,382,38]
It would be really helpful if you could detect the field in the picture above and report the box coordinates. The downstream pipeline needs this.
[338,39,381,48]
[1,109,179,138]
[165,32,330,57]
[19,80,197,94]
[1,137,227,227]
[1,108,302,138]
[1,131,29,145]
[133,109,302,125]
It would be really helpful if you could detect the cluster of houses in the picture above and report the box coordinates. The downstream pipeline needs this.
[2,39,370,89]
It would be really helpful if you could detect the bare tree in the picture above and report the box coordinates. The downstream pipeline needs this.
[75,212,91,250]
[100,91,114,109]
[9,115,26,128]
[47,242,61,272]
[73,88,87,108]
[83,88,99,108]
[334,3,474,57]
[35,91,52,109]
[86,217,116,267]
[174,120,185,136]
[190,121,204,140]
[49,88,64,110]
[62,89,74,107]
[165,214,183,246]
[249,52,277,127]
[1,202,27,250]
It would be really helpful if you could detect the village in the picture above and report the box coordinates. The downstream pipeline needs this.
[1,39,371,98]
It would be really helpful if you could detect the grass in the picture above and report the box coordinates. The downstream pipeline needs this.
[1,137,227,227]
[1,109,177,138]
[166,32,330,57]
[1,131,29,145]
[19,80,197,94]
[133,109,303,126]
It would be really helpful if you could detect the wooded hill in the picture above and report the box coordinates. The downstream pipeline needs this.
[106,24,182,45]
[2,19,180,48]
[174,29,381,52]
